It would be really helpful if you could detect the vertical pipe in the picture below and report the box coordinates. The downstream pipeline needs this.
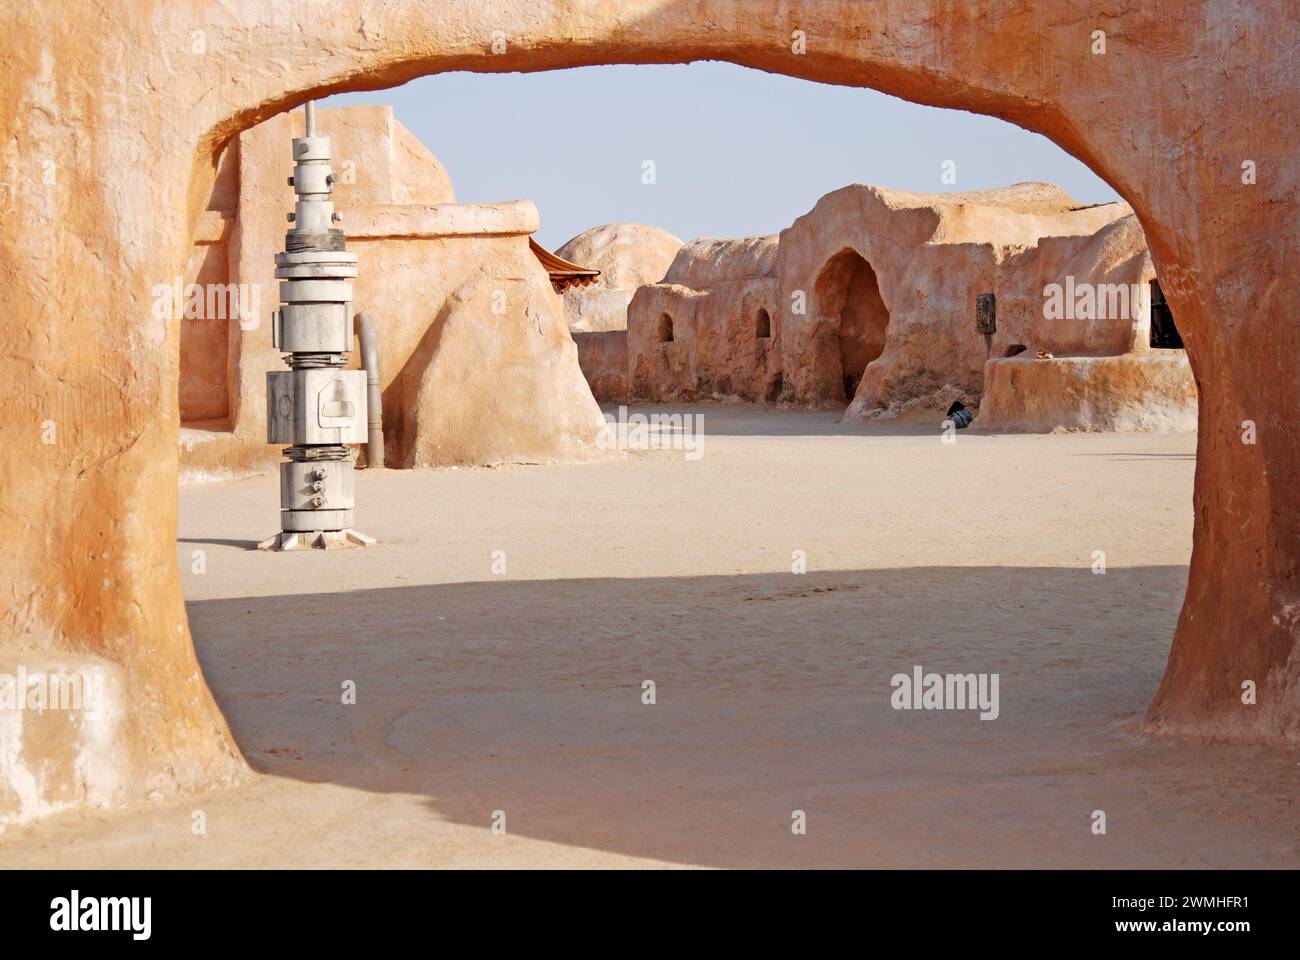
[355,312,384,468]
[304,100,317,137]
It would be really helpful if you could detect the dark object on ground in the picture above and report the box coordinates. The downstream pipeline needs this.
[946,401,973,429]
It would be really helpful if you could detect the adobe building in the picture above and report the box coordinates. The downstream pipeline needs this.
[556,223,683,333]
[974,212,1195,432]
[178,105,608,479]
[595,182,1195,432]
[625,234,783,402]
[558,223,683,401]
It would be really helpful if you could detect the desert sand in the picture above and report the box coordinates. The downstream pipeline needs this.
[1,405,1295,868]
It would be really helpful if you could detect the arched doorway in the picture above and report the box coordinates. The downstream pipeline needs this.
[814,249,890,401]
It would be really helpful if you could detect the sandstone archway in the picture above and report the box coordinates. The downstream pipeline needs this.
[814,249,890,400]
[1,1,1295,826]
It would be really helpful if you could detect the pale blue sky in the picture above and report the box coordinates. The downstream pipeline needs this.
[325,62,1119,249]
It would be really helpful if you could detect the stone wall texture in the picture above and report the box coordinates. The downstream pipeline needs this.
[574,330,630,402]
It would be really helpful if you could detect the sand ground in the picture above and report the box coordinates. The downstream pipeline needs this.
[3,404,1297,868]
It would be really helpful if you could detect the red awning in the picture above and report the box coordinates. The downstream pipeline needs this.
[529,237,601,293]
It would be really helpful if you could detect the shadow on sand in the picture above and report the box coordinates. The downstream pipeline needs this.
[178,564,1300,868]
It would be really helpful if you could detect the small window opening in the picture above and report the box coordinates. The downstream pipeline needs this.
[657,313,674,343]
[755,308,771,339]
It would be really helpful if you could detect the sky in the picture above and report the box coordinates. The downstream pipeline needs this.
[324,62,1120,250]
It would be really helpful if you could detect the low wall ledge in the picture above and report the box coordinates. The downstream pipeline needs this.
[348,200,540,239]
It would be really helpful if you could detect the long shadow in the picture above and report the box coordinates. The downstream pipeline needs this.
[1073,453,1197,462]
[179,536,261,549]
[185,565,1298,868]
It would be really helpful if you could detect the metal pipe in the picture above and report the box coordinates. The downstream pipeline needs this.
[304,100,316,137]
[355,311,384,468]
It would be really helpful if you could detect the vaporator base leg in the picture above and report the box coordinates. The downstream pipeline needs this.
[256,529,376,551]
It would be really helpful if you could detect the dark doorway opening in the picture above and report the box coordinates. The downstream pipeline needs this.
[1149,280,1182,349]
[814,249,890,401]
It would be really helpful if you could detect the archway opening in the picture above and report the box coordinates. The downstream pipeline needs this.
[182,65,1195,760]
[813,248,890,400]
[157,44,1273,868]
